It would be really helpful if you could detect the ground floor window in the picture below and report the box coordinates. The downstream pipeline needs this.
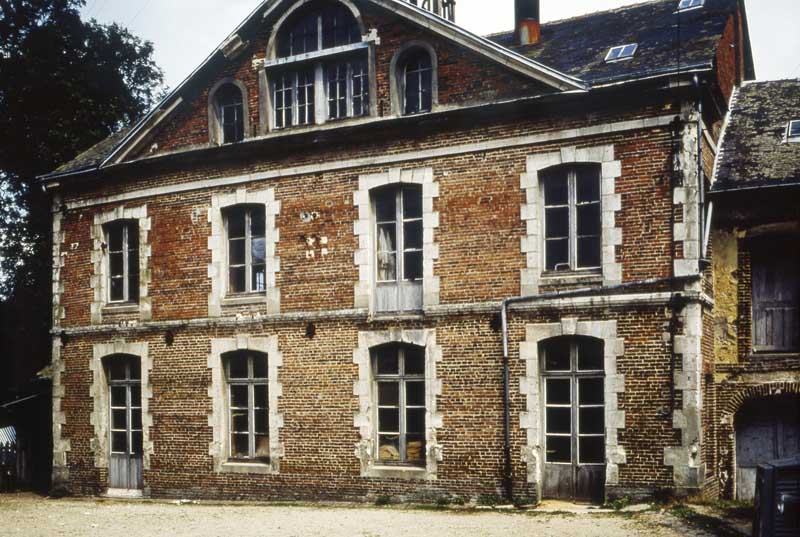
[225,351,269,461]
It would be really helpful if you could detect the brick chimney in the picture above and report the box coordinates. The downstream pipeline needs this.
[515,0,541,46]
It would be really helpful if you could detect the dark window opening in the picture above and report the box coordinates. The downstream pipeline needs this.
[401,49,433,115]
[215,83,245,144]
[225,205,267,295]
[105,220,139,304]
[224,351,269,462]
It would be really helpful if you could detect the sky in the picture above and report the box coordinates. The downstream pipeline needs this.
[80,0,800,91]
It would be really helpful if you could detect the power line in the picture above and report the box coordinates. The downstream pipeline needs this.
[128,0,154,27]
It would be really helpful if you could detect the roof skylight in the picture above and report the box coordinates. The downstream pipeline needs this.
[678,0,705,10]
[605,44,638,62]
[787,120,800,142]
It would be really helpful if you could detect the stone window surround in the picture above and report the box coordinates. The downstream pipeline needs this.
[208,78,251,146]
[353,328,443,480]
[208,187,281,317]
[519,318,626,496]
[90,340,153,472]
[209,335,284,474]
[521,145,623,295]
[388,41,439,117]
[90,205,152,324]
[353,167,439,314]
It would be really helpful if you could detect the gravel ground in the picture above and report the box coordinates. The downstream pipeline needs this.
[0,493,715,537]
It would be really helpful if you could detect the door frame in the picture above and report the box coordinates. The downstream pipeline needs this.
[107,356,144,492]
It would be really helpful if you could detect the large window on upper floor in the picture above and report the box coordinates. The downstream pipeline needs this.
[752,235,799,353]
[269,1,369,129]
[541,164,602,272]
[104,220,139,304]
[224,204,267,295]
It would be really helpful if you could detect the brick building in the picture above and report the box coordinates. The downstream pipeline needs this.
[709,79,800,502]
[41,0,757,502]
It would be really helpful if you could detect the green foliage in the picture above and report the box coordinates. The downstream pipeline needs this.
[603,496,631,511]
[374,495,391,506]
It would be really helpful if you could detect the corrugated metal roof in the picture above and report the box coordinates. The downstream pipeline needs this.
[0,426,16,446]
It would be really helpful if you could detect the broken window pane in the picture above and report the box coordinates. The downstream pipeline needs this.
[546,435,571,463]
[546,407,571,434]
[579,436,605,464]
[546,378,571,405]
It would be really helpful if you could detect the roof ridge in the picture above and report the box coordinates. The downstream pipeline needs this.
[711,84,741,184]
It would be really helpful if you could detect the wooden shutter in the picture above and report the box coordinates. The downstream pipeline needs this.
[752,239,799,352]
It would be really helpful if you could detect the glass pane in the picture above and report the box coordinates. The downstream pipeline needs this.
[231,410,249,433]
[406,381,425,406]
[546,435,571,463]
[229,266,246,293]
[546,407,571,434]
[230,385,249,408]
[405,70,419,114]
[127,225,139,249]
[251,237,266,264]
[579,407,605,435]
[252,265,266,292]
[109,252,124,277]
[378,382,399,406]
[375,191,396,222]
[403,188,422,219]
[110,386,127,407]
[223,123,236,144]
[579,436,605,464]
[378,435,400,461]
[254,384,268,408]
[403,220,423,249]
[406,435,425,463]
[545,207,569,238]
[131,409,142,430]
[546,378,571,405]
[544,339,571,371]
[131,431,143,455]
[543,175,568,205]
[112,409,127,430]
[577,236,601,268]
[255,434,270,459]
[420,70,432,112]
[375,348,399,375]
[576,168,600,202]
[254,411,268,435]
[107,361,126,381]
[231,434,249,458]
[377,252,396,282]
[403,251,423,281]
[378,408,399,433]
[129,360,141,382]
[130,385,141,406]
[228,354,248,379]
[128,265,139,302]
[227,209,246,238]
[112,431,127,453]
[579,378,604,405]
[229,238,245,265]
[250,208,265,237]
[252,357,268,379]
[110,277,124,301]
[578,338,604,371]
[107,226,123,251]
[545,239,569,271]
[577,204,600,236]
[404,346,425,375]
[377,223,396,252]
[406,408,425,434]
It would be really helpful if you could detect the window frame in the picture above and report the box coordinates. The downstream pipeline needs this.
[750,236,800,353]
[786,120,800,143]
[541,164,602,273]
[225,352,269,462]
[223,204,267,297]
[677,0,705,11]
[372,344,426,466]
[104,220,139,305]
[107,357,143,457]
[401,49,433,116]
[604,43,638,62]
[216,84,245,144]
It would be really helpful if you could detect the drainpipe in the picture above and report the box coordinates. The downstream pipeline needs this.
[694,75,707,269]
[499,274,701,502]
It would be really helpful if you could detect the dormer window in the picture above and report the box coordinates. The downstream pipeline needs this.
[677,0,705,11]
[390,43,438,117]
[787,120,800,142]
[605,44,637,62]
[209,79,249,145]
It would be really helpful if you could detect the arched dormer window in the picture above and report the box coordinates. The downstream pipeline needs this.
[390,43,437,116]
[266,1,370,130]
[209,79,249,145]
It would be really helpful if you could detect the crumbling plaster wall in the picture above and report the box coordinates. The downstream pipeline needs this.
[712,229,740,366]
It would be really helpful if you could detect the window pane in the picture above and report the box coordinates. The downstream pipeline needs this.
[378,408,399,433]
[252,264,266,292]
[131,408,142,430]
[378,435,400,461]
[108,361,126,381]
[403,220,422,249]
[403,251,423,281]
[404,346,425,375]
[403,188,422,219]
[406,435,425,463]
[420,70,432,112]
[546,378,570,405]
[579,378,604,405]
[579,407,604,435]
[406,381,425,406]
[375,192,396,222]
[111,431,127,453]
[228,354,248,379]
[109,252,124,277]
[128,254,139,303]
[227,209,246,238]
[128,360,141,382]
[231,410,248,433]
[112,409,127,430]
[546,407,571,434]
[376,348,399,375]
[577,204,600,237]
[406,408,425,434]
[110,277,124,301]
[231,434,249,458]
[223,123,237,144]
[255,434,270,459]
[545,207,569,238]
[110,386,127,407]
[254,411,268,435]
[130,385,141,406]
[576,168,600,202]
[229,238,245,266]
[230,385,248,407]
[377,252,396,282]
[545,239,569,271]
[405,70,419,114]
[107,226,123,251]
[377,224,396,252]
[250,208,265,237]
[378,382,399,406]
[579,436,605,464]
[131,431,143,455]
[229,266,246,293]
[544,339,571,371]
[251,239,266,267]
[254,384,268,408]
[578,338,604,371]
[252,357,268,379]
[543,175,568,205]
[546,435,571,463]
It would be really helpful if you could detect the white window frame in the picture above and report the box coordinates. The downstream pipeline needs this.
[401,51,433,116]
[104,220,139,304]
[223,205,267,296]
[677,0,705,12]
[786,120,800,143]
[604,43,638,62]
[225,352,270,462]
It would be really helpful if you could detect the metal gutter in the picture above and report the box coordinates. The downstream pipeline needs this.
[498,274,701,501]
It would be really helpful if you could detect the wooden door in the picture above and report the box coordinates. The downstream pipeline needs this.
[107,358,143,490]
[542,337,606,503]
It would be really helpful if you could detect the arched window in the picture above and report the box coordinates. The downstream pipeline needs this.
[213,83,245,144]
[541,163,602,272]
[400,48,433,115]
[224,350,269,461]
[276,3,360,57]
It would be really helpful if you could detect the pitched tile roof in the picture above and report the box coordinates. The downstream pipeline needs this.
[51,127,133,176]
[712,79,800,192]
[487,0,745,85]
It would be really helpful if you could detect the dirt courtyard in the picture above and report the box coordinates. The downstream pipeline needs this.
[0,493,724,537]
